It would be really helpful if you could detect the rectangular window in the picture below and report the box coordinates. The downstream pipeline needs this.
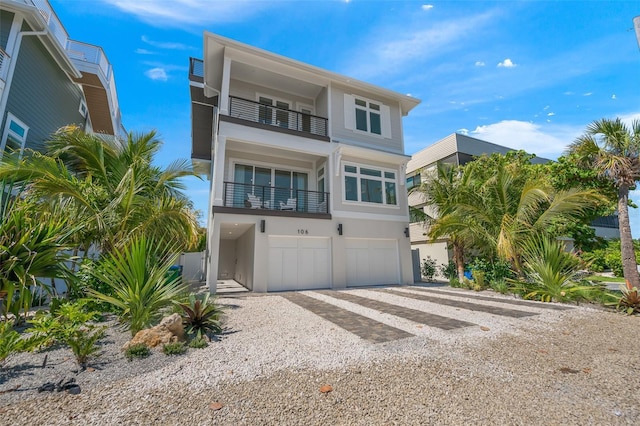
[1,113,29,159]
[354,97,383,135]
[343,162,398,206]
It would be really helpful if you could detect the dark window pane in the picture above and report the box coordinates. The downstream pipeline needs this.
[385,182,397,205]
[355,108,367,131]
[355,98,366,107]
[345,176,358,201]
[369,103,380,111]
[370,112,381,135]
[360,167,381,177]
[384,171,395,179]
[361,178,382,203]
[345,165,357,173]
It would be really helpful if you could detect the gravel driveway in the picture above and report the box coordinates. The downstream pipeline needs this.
[1,286,638,425]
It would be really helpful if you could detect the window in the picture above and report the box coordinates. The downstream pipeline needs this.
[79,99,88,117]
[406,173,421,190]
[344,94,391,138]
[1,113,29,159]
[257,95,291,128]
[343,163,397,206]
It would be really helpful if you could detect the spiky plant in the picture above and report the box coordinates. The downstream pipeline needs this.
[177,293,223,341]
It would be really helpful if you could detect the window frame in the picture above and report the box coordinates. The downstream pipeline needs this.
[342,161,399,207]
[1,112,29,159]
[344,94,392,139]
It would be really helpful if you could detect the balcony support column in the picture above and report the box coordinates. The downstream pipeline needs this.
[212,135,226,207]
[219,56,231,114]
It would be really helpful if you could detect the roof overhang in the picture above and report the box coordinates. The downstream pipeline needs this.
[202,31,421,115]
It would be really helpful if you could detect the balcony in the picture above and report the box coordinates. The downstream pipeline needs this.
[220,182,330,218]
[226,96,328,139]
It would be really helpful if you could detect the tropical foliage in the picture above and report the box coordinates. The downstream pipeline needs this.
[87,236,188,336]
[514,237,599,303]
[176,292,223,340]
[566,118,640,288]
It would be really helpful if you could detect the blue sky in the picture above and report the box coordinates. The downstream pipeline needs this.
[51,0,640,231]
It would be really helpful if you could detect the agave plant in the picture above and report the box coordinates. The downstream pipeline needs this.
[616,280,640,315]
[177,293,223,341]
[516,236,599,303]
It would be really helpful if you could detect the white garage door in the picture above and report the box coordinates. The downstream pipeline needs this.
[268,236,331,291]
[346,238,399,287]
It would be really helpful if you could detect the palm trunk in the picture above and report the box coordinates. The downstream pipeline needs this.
[617,185,640,288]
[453,241,465,282]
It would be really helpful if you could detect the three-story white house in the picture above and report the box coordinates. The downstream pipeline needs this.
[190,32,420,293]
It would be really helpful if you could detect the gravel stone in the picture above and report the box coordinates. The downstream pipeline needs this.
[0,291,638,425]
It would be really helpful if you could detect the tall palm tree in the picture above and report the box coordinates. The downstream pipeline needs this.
[567,118,640,288]
[412,163,475,281]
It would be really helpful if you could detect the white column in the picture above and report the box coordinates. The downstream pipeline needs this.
[219,56,231,115]
[212,135,226,206]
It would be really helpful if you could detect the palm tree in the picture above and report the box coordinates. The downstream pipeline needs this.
[567,118,640,288]
[0,126,199,254]
[412,163,475,281]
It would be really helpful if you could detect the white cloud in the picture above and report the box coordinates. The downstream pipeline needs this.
[141,35,191,50]
[612,94,617,100]
[475,61,486,67]
[543,105,550,110]
[563,91,574,95]
[497,58,517,68]
[470,120,584,158]
[457,128,469,135]
[101,0,267,27]
[145,67,168,81]
[583,92,593,96]
[422,4,434,10]
[344,10,497,79]
[547,112,555,116]
[135,48,154,55]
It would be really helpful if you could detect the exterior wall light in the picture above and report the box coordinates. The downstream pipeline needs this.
[260,219,265,233]
[337,223,343,235]
[404,227,410,237]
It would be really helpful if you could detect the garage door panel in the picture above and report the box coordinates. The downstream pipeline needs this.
[268,237,330,291]
[346,239,399,287]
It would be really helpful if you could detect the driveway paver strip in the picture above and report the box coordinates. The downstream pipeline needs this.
[281,292,414,343]
[379,289,539,318]
[318,290,475,330]
[410,287,574,310]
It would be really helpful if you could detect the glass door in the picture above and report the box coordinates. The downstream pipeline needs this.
[254,167,272,208]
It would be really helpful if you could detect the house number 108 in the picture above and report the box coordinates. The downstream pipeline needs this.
[297,229,309,235]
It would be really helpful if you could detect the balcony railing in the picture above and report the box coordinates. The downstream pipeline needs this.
[0,47,9,82]
[223,181,329,214]
[228,96,328,137]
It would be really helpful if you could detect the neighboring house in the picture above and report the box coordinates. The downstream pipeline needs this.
[189,32,420,293]
[0,0,124,158]
[406,133,619,274]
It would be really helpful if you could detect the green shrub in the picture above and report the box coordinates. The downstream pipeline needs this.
[421,257,437,282]
[188,337,208,349]
[490,278,510,295]
[472,271,486,291]
[449,278,462,288]
[439,261,457,281]
[615,282,640,315]
[517,237,599,303]
[177,293,223,340]
[468,257,514,284]
[29,300,105,368]
[163,342,187,356]
[0,322,42,366]
[124,343,151,361]
[87,236,188,336]
[604,251,623,277]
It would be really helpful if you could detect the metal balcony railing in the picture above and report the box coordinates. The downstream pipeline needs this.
[223,182,329,214]
[228,96,328,137]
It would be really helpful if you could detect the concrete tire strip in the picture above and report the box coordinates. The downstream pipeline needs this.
[407,287,574,311]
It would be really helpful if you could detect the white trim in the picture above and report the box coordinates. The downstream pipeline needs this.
[1,112,29,158]
[342,161,399,207]
[331,210,409,222]
[344,94,391,139]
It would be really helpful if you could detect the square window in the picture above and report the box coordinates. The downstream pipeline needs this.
[361,178,382,203]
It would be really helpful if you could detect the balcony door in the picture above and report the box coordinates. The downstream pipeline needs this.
[258,95,290,129]
[234,163,308,210]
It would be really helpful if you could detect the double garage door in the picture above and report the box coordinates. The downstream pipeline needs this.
[267,237,400,291]
[268,236,331,292]
[346,238,400,287]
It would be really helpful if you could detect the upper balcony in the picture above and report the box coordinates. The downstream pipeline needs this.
[189,58,329,141]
